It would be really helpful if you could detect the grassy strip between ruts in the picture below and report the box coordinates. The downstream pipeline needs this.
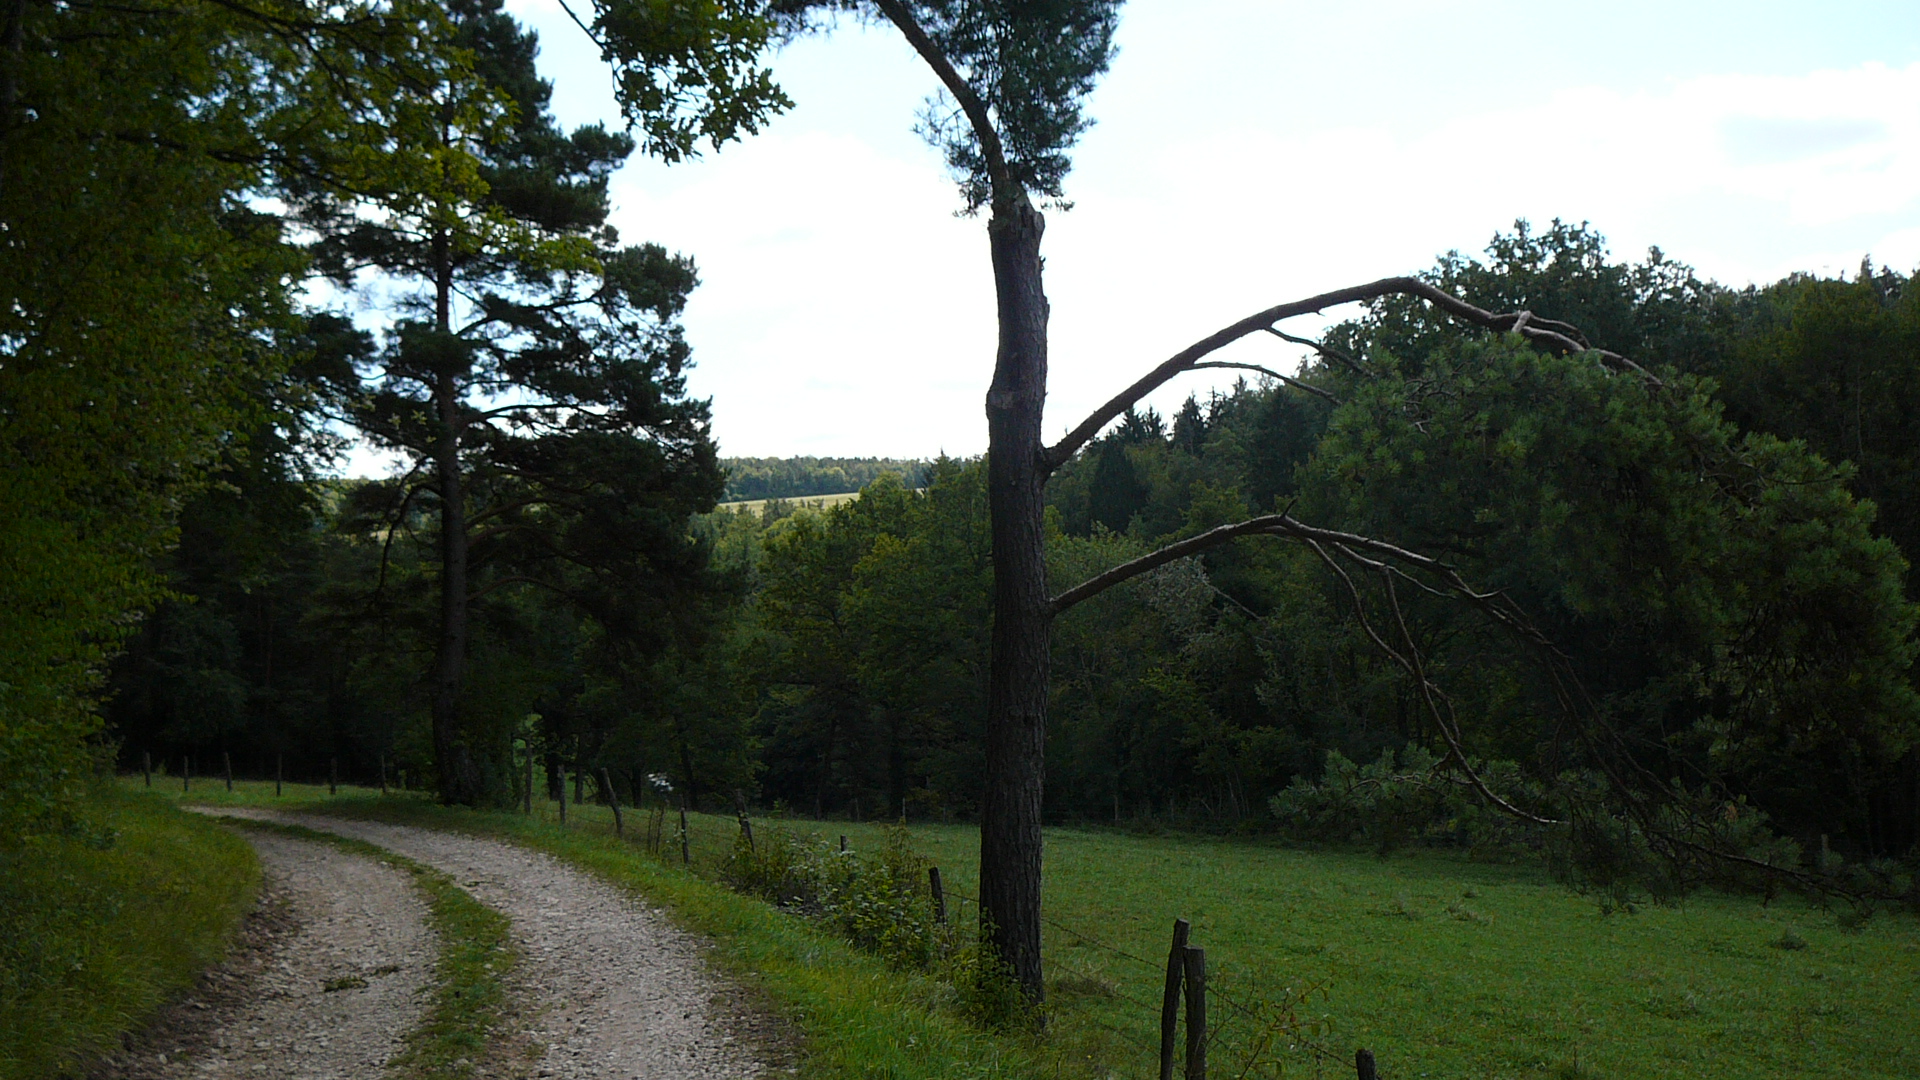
[161,781,1057,1080]
[228,820,520,1080]
[0,786,258,1080]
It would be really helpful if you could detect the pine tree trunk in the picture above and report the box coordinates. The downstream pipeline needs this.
[979,193,1052,1003]
[430,228,481,806]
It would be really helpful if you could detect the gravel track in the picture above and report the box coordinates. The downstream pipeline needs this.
[203,808,769,1080]
[94,829,433,1079]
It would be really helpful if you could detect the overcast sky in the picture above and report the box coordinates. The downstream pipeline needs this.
[490,0,1920,461]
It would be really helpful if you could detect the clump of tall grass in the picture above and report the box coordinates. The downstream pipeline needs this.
[724,823,1032,1027]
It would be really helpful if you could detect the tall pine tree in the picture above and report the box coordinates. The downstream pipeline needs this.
[314,0,739,804]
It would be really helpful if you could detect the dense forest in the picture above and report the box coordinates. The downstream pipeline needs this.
[92,222,1920,882]
[4,0,1917,939]
[722,457,930,501]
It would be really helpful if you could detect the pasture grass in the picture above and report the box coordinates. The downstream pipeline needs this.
[0,786,258,1079]
[144,779,1920,1079]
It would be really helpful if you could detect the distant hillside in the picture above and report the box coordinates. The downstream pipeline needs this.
[720,456,928,501]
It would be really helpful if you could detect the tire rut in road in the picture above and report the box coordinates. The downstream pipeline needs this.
[92,828,434,1079]
[207,809,774,1080]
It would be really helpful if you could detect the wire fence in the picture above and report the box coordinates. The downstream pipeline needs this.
[539,789,1384,1079]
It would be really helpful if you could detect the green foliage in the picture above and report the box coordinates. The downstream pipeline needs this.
[0,0,406,838]
[1268,746,1541,858]
[720,456,929,501]
[728,824,949,971]
[876,0,1123,210]
[0,789,258,1078]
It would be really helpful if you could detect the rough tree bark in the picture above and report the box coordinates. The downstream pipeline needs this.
[979,192,1052,998]
[430,222,482,806]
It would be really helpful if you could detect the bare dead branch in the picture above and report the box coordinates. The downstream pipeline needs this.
[1044,276,1659,471]
[1050,514,1290,614]
[1266,328,1369,378]
[1189,361,1340,405]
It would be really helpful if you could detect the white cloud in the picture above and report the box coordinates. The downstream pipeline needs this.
[391,4,1920,461]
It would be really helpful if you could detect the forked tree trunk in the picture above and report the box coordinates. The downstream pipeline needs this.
[979,193,1052,1002]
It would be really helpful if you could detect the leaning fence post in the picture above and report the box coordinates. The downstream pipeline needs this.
[224,752,233,792]
[1355,1048,1377,1080]
[1160,918,1192,1080]
[1183,945,1207,1080]
[929,867,947,925]
[602,768,624,836]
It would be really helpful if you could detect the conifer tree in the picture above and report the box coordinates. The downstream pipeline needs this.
[319,0,752,805]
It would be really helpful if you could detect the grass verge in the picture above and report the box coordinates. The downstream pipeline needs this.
[231,820,518,1080]
[157,780,1054,1079]
[0,786,258,1079]
[143,780,1920,1079]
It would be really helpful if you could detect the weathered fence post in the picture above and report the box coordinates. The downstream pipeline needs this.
[329,757,337,796]
[1160,918,1191,1080]
[1356,1048,1378,1080]
[223,752,233,792]
[839,834,848,853]
[559,769,569,825]
[733,790,754,851]
[602,768,624,836]
[275,753,283,797]
[522,748,534,814]
[679,796,691,865]
[929,867,947,925]
[143,752,151,787]
[183,756,191,793]
[1183,945,1207,1080]
[380,753,388,795]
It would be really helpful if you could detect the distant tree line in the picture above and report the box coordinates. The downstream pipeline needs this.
[722,457,931,501]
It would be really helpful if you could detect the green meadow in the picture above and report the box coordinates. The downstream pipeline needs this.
[140,779,1920,1079]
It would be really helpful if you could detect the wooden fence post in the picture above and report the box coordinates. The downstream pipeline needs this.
[143,752,151,787]
[602,768,624,836]
[223,752,233,792]
[733,790,754,851]
[839,834,847,853]
[559,769,568,825]
[1355,1048,1377,1080]
[1183,945,1207,1080]
[929,867,947,925]
[380,753,388,795]
[183,756,191,793]
[523,748,534,814]
[1160,918,1191,1080]
[329,757,337,795]
[275,753,282,797]
[679,797,690,865]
